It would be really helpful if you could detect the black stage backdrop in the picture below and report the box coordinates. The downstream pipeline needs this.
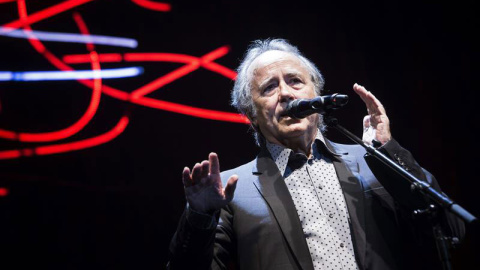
[0,0,478,269]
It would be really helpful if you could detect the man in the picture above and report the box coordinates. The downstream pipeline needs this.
[168,39,464,270]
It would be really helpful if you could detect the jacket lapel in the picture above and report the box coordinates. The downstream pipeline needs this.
[325,140,367,270]
[252,148,314,270]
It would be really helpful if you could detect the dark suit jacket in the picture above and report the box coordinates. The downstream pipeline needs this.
[168,139,464,270]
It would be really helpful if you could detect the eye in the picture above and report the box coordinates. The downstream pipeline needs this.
[262,83,277,93]
[289,77,304,86]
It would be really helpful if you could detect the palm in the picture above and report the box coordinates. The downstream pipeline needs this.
[182,153,238,214]
[353,83,391,145]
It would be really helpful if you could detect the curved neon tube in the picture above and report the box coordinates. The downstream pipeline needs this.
[0,187,9,197]
[0,1,248,159]
[0,5,103,143]
[131,0,171,12]
[0,116,129,159]
[0,67,143,81]
[3,0,94,30]
[0,27,138,48]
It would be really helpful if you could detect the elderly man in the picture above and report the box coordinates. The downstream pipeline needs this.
[168,39,463,270]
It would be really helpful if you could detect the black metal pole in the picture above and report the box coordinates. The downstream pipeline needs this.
[324,116,477,224]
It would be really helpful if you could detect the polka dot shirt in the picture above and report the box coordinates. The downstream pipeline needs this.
[266,131,358,270]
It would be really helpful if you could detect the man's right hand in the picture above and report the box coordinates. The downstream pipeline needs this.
[182,152,238,215]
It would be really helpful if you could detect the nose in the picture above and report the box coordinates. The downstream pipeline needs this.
[278,81,295,103]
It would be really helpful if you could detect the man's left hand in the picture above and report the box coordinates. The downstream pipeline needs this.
[352,83,391,146]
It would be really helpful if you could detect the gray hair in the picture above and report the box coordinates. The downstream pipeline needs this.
[231,39,326,144]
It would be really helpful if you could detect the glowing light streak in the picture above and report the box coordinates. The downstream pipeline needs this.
[0,187,9,197]
[0,0,16,3]
[64,53,123,63]
[72,12,94,51]
[131,0,171,12]
[0,7,103,143]
[63,47,236,98]
[0,116,129,159]
[201,62,237,80]
[0,72,13,81]
[0,0,248,159]
[134,97,250,123]
[200,46,230,62]
[34,116,129,155]
[0,67,143,81]
[0,27,138,48]
[131,61,199,98]
[2,0,94,30]
[124,53,198,63]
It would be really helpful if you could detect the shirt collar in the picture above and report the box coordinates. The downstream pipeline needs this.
[266,129,328,176]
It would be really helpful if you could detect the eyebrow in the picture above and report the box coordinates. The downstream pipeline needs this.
[257,71,304,90]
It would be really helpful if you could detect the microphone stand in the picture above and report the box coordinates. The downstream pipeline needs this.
[323,114,477,270]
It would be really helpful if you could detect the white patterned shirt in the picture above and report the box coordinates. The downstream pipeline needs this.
[266,131,358,270]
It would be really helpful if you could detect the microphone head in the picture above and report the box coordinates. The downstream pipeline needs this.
[285,99,310,119]
[331,94,348,106]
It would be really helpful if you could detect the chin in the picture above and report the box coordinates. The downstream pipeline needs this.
[281,122,311,136]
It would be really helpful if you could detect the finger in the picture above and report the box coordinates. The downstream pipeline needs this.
[353,83,377,114]
[191,163,202,183]
[363,115,371,130]
[365,91,386,115]
[182,167,193,187]
[200,160,209,179]
[209,152,220,175]
[224,175,238,202]
[356,85,387,117]
[353,83,370,105]
[200,160,210,185]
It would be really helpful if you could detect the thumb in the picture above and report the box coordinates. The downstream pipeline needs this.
[224,175,238,202]
[363,115,371,130]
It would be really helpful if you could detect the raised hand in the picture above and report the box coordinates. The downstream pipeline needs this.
[352,83,391,145]
[182,152,238,214]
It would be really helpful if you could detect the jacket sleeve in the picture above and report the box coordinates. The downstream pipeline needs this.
[364,138,465,241]
[167,203,236,270]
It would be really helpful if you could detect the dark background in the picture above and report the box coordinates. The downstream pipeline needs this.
[0,0,479,269]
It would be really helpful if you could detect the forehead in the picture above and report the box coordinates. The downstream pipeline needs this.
[249,50,310,79]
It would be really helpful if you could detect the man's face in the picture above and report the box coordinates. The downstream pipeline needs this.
[249,50,319,146]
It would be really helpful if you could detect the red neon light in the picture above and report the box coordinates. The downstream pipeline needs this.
[35,116,129,155]
[0,188,9,197]
[201,61,237,80]
[131,61,200,98]
[134,97,249,123]
[0,0,16,4]
[0,116,129,159]
[3,0,94,30]
[131,0,171,12]
[72,12,94,51]
[63,52,238,80]
[64,53,123,63]
[63,50,239,104]
[0,0,248,159]
[200,46,230,63]
[124,53,198,63]
[19,13,102,142]
[0,8,103,142]
[0,130,16,140]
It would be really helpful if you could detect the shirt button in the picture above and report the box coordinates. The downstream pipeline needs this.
[340,243,345,248]
[329,213,334,218]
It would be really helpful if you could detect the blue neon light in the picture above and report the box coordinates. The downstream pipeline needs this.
[0,27,138,48]
[0,67,143,81]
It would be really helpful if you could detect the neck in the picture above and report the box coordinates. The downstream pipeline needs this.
[271,128,318,157]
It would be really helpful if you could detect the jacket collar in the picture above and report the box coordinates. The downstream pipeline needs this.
[251,139,366,270]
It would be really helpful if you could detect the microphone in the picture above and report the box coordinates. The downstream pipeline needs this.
[286,93,349,119]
